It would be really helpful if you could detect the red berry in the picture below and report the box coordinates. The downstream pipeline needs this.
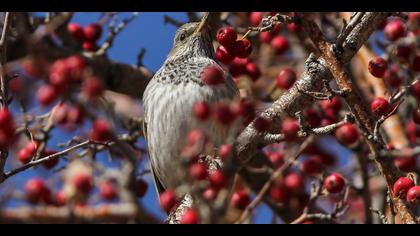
[335,123,359,146]
[52,103,69,125]
[18,148,32,164]
[287,22,301,32]
[67,23,85,41]
[411,81,420,100]
[323,107,339,122]
[276,68,296,90]
[209,170,227,190]
[233,98,255,121]
[49,59,71,91]
[187,129,206,146]
[37,84,58,106]
[271,36,289,54]
[324,173,345,194]
[218,144,232,160]
[413,107,420,125]
[253,116,271,132]
[245,62,261,81]
[216,27,237,47]
[407,121,420,143]
[270,184,289,203]
[406,186,420,204]
[301,156,323,176]
[393,177,415,199]
[249,12,263,27]
[83,41,96,51]
[55,190,67,206]
[267,152,284,166]
[25,178,51,204]
[18,142,38,164]
[303,108,321,128]
[229,57,248,77]
[259,31,274,44]
[83,24,102,43]
[42,149,59,169]
[214,103,236,125]
[394,157,417,172]
[90,119,113,142]
[67,105,85,125]
[409,12,420,24]
[203,187,218,200]
[0,108,14,128]
[370,97,389,116]
[281,118,300,141]
[66,55,86,81]
[284,172,304,194]
[100,180,117,201]
[271,23,282,35]
[189,162,208,180]
[83,76,104,99]
[384,65,403,88]
[319,96,342,112]
[135,179,148,198]
[215,46,234,64]
[233,39,252,58]
[230,190,250,210]
[72,172,93,194]
[159,189,177,212]
[180,208,199,224]
[383,19,405,41]
[193,102,211,121]
[202,65,225,86]
[368,57,388,78]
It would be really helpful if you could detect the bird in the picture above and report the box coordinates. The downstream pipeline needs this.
[142,13,239,197]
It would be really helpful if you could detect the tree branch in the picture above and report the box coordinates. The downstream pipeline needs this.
[300,12,416,224]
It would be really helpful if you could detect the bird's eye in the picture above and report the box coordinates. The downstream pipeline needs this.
[180,33,186,41]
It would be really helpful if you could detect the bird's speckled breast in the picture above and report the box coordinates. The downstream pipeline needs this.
[143,57,238,190]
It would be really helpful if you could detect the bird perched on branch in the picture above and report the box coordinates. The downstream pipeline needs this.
[142,13,239,197]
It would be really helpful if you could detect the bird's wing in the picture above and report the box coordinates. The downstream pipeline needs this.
[142,119,165,195]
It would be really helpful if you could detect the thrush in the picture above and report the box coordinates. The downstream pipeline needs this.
[142,13,239,196]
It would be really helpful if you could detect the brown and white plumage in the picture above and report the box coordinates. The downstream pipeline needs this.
[142,16,239,195]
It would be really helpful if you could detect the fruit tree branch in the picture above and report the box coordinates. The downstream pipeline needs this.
[300,12,416,224]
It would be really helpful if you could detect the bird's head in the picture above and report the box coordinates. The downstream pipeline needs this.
[165,13,214,63]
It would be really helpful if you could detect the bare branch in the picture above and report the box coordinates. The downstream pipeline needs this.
[95,12,140,56]
[235,136,314,224]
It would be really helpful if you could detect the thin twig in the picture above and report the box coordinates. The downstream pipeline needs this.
[95,12,139,56]
[163,15,184,27]
[235,136,314,224]
[1,140,110,183]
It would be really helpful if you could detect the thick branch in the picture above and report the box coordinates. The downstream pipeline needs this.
[300,12,415,224]
[233,12,406,223]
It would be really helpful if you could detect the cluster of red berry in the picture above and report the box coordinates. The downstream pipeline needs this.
[393,176,420,205]
[158,128,233,224]
[23,173,148,206]
[34,55,104,107]
[67,23,103,52]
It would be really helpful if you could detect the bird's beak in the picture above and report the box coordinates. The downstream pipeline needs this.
[194,12,210,35]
